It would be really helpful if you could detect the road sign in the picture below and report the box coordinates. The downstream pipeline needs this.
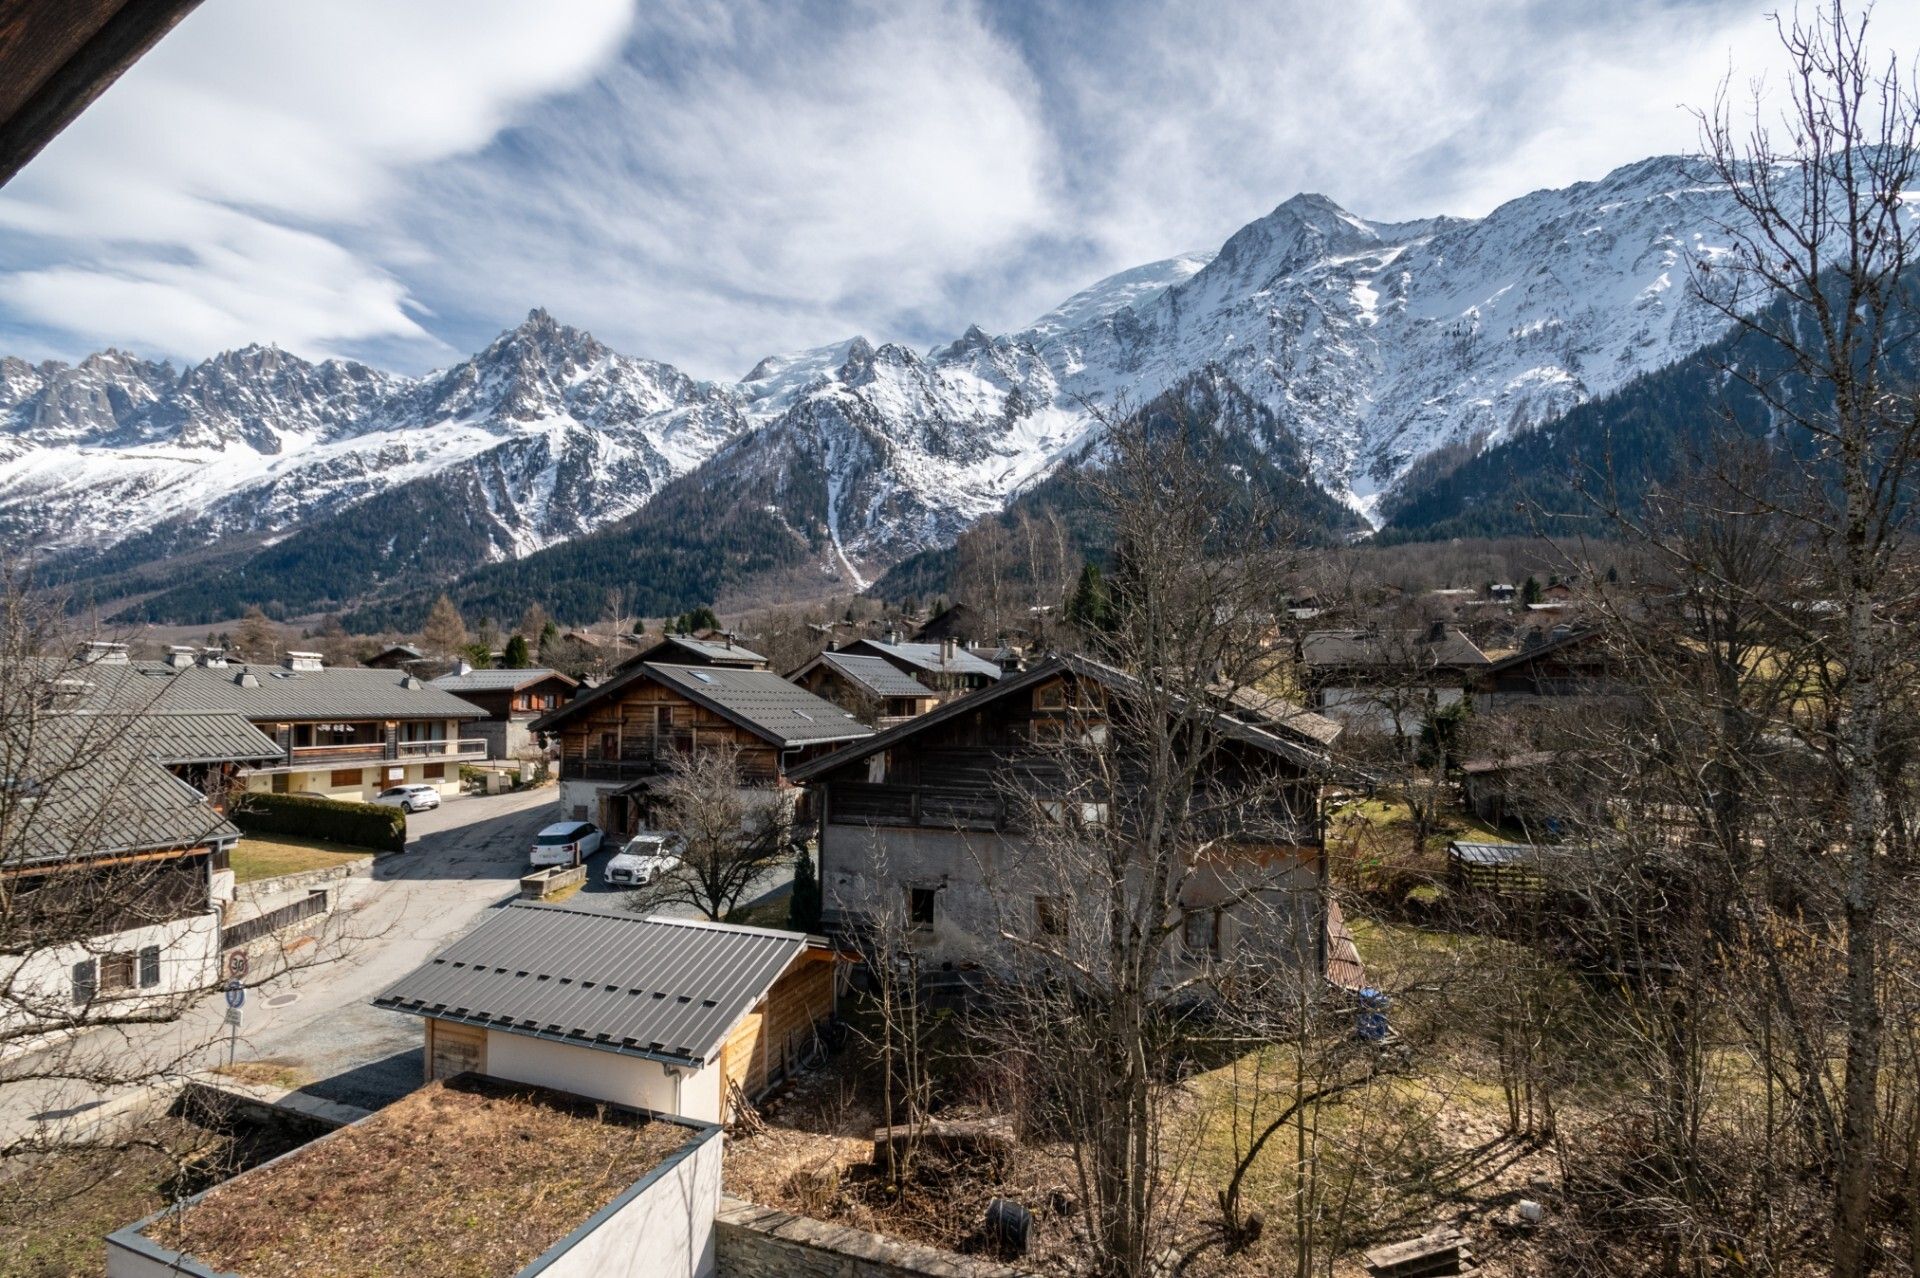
[224,980,245,1009]
[224,1007,242,1027]
[228,950,249,979]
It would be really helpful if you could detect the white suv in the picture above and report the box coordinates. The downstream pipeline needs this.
[530,821,602,868]
[372,784,441,813]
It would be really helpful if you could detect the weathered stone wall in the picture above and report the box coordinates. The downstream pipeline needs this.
[714,1196,1029,1278]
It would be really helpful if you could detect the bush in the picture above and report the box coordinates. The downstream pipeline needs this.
[232,792,406,853]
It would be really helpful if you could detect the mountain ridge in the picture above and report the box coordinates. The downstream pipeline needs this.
[3,152,1767,622]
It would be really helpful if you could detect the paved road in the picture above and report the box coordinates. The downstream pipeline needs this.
[0,788,562,1139]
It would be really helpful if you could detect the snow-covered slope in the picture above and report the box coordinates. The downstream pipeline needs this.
[0,309,746,563]
[4,155,1768,615]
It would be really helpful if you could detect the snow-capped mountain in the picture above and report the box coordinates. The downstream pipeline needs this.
[3,154,1765,620]
[0,309,746,566]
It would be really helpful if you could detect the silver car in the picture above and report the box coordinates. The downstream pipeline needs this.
[603,833,682,886]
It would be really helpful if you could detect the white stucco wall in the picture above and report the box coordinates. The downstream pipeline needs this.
[244,760,460,802]
[484,1031,725,1124]
[534,1124,721,1278]
[0,911,220,1054]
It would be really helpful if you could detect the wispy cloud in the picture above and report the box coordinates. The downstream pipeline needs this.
[3,0,1917,379]
[0,1,632,362]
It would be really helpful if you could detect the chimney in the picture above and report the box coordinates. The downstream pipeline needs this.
[401,674,423,691]
[234,670,260,688]
[284,651,323,672]
[198,647,229,668]
[76,640,129,665]
[941,636,957,663]
[164,645,196,669]
[455,659,474,676]
[884,625,900,644]
[1426,621,1448,644]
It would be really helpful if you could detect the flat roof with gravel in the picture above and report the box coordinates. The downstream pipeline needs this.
[124,1076,709,1278]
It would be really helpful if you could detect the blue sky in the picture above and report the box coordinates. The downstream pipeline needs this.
[1,0,1914,381]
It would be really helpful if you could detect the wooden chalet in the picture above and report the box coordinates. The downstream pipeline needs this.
[428,665,578,760]
[788,653,1335,981]
[834,636,1002,699]
[529,662,871,837]
[788,651,939,725]
[1471,625,1632,711]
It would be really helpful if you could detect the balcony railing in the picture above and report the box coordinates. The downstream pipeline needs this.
[276,738,491,769]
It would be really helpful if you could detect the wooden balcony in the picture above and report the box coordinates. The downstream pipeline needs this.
[827,781,1319,844]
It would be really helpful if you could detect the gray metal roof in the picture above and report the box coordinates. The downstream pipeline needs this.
[1221,686,1344,747]
[55,660,487,721]
[6,719,239,864]
[842,639,1002,681]
[429,667,576,694]
[645,664,874,746]
[122,712,284,764]
[807,652,937,700]
[372,903,812,1067]
[1447,840,1549,867]
[535,661,872,748]
[789,651,1331,783]
[632,635,767,667]
[1301,627,1490,670]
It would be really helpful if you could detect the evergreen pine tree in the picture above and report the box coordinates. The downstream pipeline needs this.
[788,844,822,933]
[503,634,532,668]
[1521,576,1543,606]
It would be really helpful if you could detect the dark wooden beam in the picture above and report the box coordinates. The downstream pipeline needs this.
[0,0,203,188]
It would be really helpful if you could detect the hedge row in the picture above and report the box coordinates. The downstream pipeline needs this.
[232,792,406,853]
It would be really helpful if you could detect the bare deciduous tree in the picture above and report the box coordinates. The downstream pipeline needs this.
[636,747,789,921]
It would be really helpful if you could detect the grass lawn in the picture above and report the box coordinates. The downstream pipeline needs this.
[229,836,375,885]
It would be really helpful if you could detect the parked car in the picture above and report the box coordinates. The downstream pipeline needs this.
[530,820,602,868]
[372,783,441,813]
[603,833,683,887]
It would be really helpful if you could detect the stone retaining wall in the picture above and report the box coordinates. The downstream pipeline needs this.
[232,856,374,911]
[714,1196,1030,1278]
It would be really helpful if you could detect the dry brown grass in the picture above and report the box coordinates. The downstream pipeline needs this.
[154,1077,688,1278]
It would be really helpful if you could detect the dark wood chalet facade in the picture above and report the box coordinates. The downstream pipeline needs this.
[788,654,1335,980]
[529,662,871,837]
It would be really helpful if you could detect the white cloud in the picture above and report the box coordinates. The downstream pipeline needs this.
[390,0,1058,376]
[5,0,1919,379]
[0,0,632,360]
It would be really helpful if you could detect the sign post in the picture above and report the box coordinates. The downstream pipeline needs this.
[224,980,245,1064]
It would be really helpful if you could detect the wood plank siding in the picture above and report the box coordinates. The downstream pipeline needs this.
[555,683,784,786]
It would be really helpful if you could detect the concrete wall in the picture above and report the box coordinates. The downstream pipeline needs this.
[0,911,220,1052]
[820,822,1321,975]
[484,1031,726,1124]
[714,1196,1030,1278]
[534,1124,722,1278]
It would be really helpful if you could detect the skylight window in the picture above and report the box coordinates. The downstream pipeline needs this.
[691,671,715,683]
[794,710,812,721]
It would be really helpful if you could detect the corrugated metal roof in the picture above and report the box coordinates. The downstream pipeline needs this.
[429,667,576,694]
[813,652,936,699]
[54,660,487,721]
[842,639,1003,680]
[372,903,812,1066]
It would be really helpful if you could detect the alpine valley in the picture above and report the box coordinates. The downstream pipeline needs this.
[2,153,1759,625]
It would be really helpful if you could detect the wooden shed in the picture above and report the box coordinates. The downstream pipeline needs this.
[375,903,841,1123]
